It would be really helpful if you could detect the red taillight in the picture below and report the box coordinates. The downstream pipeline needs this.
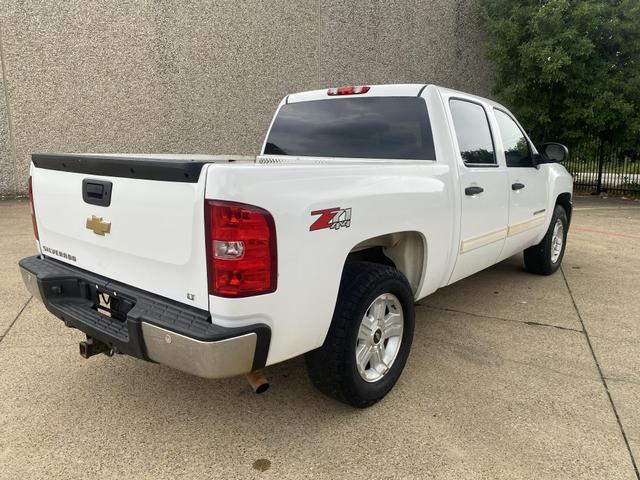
[327,85,370,96]
[28,176,39,240]
[205,200,277,298]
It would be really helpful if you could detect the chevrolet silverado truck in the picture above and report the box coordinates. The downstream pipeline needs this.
[19,84,573,407]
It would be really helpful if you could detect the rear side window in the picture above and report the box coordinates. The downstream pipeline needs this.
[264,97,435,160]
[494,109,532,168]
[449,99,496,166]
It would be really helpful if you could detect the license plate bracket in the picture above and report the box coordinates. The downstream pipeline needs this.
[93,287,135,322]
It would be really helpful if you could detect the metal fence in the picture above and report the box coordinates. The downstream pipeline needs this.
[564,138,640,197]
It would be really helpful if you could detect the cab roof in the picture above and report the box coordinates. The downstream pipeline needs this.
[285,84,501,109]
[286,84,428,103]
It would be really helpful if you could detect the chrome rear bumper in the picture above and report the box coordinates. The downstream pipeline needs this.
[141,323,258,379]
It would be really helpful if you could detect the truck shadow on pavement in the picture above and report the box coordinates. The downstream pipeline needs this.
[61,252,580,417]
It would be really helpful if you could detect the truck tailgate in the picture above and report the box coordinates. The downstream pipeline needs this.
[30,154,211,310]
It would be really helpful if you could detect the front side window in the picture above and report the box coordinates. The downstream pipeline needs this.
[494,109,532,168]
[263,97,435,160]
[449,99,496,166]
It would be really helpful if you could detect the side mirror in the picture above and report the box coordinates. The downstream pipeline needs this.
[539,142,569,163]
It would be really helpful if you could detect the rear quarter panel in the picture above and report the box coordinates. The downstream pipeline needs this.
[205,161,454,365]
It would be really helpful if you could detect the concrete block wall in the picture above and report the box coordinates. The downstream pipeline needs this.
[0,0,491,197]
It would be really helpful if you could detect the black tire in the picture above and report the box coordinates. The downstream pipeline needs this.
[523,204,568,275]
[305,261,415,408]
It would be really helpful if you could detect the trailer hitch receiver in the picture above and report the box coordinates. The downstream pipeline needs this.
[79,336,113,359]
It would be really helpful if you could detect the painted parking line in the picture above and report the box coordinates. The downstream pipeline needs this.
[572,226,640,240]
[574,207,640,211]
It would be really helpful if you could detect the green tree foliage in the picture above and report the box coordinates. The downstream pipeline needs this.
[481,0,640,149]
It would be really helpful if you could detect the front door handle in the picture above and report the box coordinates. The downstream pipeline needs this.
[465,186,484,196]
[512,182,525,191]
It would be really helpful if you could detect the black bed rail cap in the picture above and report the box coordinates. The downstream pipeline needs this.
[31,153,207,183]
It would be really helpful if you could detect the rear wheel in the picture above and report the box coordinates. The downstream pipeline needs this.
[523,204,568,275]
[305,262,415,408]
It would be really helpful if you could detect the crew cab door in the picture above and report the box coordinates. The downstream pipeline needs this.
[446,98,509,284]
[491,109,548,260]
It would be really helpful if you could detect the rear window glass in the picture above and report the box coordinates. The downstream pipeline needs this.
[264,97,436,160]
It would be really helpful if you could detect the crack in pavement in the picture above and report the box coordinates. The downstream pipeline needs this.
[418,304,584,333]
[561,266,640,480]
[0,295,32,344]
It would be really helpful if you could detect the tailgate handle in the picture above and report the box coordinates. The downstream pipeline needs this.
[82,179,112,207]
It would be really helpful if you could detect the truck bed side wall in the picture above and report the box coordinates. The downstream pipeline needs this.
[204,160,454,365]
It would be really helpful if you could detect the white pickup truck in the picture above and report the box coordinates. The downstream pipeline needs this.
[20,84,572,407]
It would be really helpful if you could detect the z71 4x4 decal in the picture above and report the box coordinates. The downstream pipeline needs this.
[310,207,352,231]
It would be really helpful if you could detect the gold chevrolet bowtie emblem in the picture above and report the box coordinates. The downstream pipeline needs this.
[86,215,111,236]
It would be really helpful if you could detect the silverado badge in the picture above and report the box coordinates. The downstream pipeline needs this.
[86,215,111,236]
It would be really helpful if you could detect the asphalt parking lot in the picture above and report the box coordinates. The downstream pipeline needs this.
[1,195,639,479]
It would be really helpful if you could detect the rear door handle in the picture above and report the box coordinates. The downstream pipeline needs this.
[512,182,525,191]
[465,186,484,196]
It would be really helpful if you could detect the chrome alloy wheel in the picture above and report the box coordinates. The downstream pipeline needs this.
[355,293,404,383]
[551,218,564,263]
